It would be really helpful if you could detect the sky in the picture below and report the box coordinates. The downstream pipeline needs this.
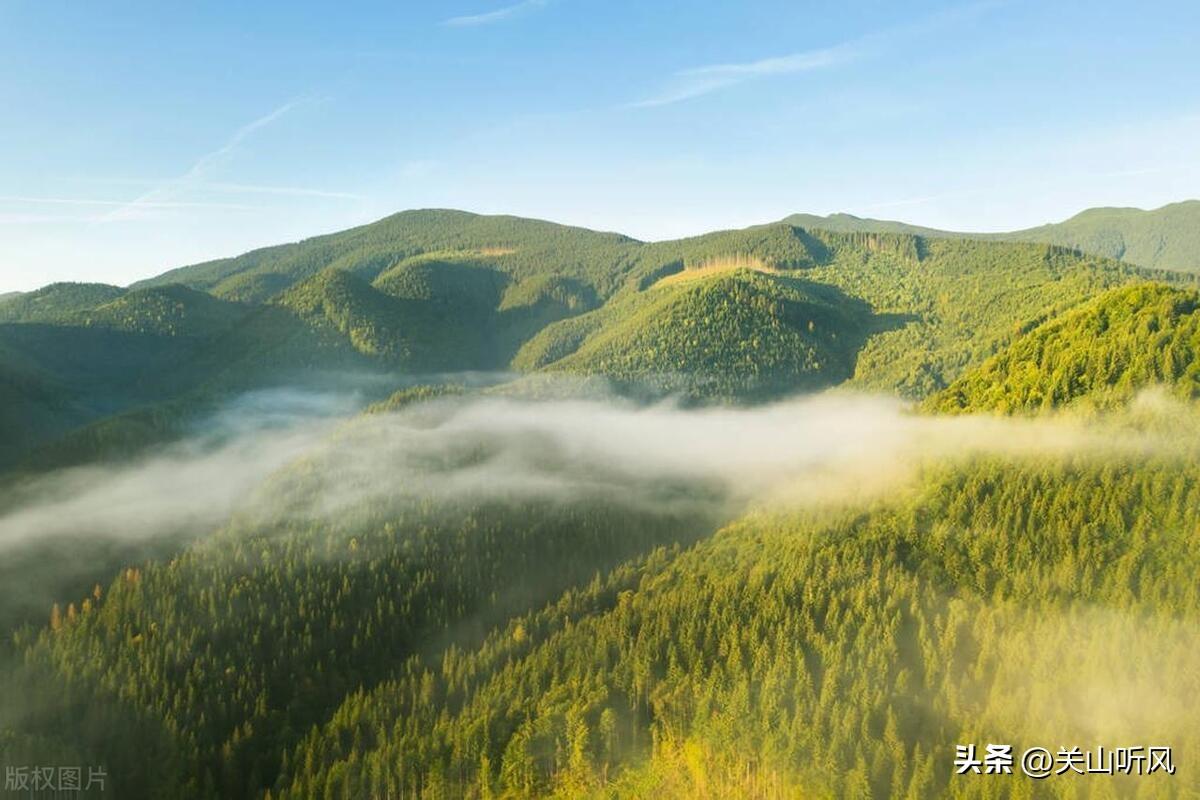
[1,0,1198,291]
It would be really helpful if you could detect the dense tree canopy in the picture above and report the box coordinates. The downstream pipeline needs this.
[3,208,1200,800]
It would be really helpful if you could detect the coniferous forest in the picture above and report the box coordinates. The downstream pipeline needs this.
[3,203,1200,800]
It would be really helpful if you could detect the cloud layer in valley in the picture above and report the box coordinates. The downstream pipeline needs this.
[3,384,1191,558]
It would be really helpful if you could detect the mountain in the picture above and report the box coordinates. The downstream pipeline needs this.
[781,212,946,237]
[4,206,1200,800]
[3,211,1172,468]
[999,201,1200,274]
[8,403,723,798]
[930,283,1200,414]
[0,287,256,468]
[274,451,1200,799]
[517,269,875,400]
[533,228,1155,400]
[133,209,639,304]
[0,282,126,323]
[785,200,1200,274]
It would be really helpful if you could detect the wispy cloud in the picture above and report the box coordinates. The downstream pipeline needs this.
[630,0,1005,109]
[65,177,361,201]
[681,45,856,80]
[0,194,257,210]
[631,44,856,109]
[443,0,547,27]
[0,212,94,225]
[99,99,310,222]
[198,182,363,200]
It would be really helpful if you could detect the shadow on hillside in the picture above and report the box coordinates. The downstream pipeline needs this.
[770,276,919,395]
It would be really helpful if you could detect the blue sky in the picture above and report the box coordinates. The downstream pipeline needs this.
[1,0,1198,291]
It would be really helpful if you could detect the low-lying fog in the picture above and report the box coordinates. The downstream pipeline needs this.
[2,381,1191,555]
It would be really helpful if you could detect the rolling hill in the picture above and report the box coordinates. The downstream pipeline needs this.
[133,210,641,305]
[0,282,127,324]
[4,204,1200,800]
[785,200,1200,274]
[520,229,1156,400]
[930,283,1200,414]
[999,201,1200,274]
[271,450,1200,799]
[5,210,1177,467]
[517,270,875,400]
[0,287,256,467]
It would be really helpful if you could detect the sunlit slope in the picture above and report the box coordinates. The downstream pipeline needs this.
[134,210,642,304]
[997,201,1200,274]
[6,402,724,799]
[280,452,1200,799]
[523,232,1157,399]
[931,283,1200,414]
[516,270,874,400]
[808,238,1153,397]
[129,211,1171,400]
[787,200,1200,273]
[0,215,1176,467]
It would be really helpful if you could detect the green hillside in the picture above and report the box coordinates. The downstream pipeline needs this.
[0,287,250,466]
[782,211,947,237]
[931,284,1200,414]
[6,415,721,798]
[8,387,1200,799]
[135,210,640,304]
[270,451,1200,799]
[1,212,1174,466]
[519,270,873,400]
[0,344,87,465]
[811,238,1153,397]
[77,285,251,338]
[0,323,203,465]
[0,282,126,323]
[786,200,1200,274]
[122,211,1186,402]
[523,229,1156,399]
[1000,201,1200,274]
[4,206,1200,800]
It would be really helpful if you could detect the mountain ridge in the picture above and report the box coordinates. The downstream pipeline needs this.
[784,199,1200,273]
[114,199,1199,301]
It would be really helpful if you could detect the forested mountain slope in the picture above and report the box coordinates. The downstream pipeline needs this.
[998,201,1200,274]
[3,205,1200,800]
[786,200,1200,274]
[5,211,1173,467]
[133,210,641,304]
[523,232,1156,399]
[782,212,948,237]
[277,451,1200,799]
[0,345,86,463]
[930,283,1200,414]
[5,400,724,799]
[516,271,875,400]
[0,288,255,467]
[0,282,126,323]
